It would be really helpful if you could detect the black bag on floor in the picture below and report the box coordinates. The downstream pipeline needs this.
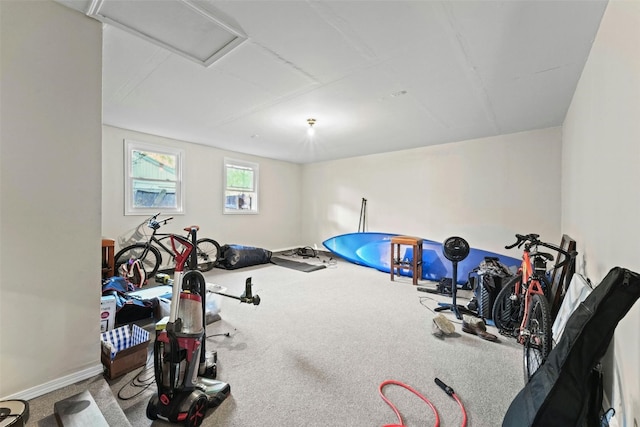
[503,267,640,427]
[469,257,512,319]
[218,244,272,270]
[102,277,157,324]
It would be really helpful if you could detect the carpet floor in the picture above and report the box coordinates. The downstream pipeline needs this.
[27,252,524,426]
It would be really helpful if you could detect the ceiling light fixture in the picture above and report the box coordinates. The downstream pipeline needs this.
[307,118,316,136]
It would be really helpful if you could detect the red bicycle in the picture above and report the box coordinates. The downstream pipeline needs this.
[492,233,577,381]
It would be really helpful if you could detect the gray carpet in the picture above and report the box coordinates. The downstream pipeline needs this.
[27,257,525,426]
[26,374,131,427]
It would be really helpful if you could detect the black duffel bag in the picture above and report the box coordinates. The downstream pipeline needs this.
[218,244,272,270]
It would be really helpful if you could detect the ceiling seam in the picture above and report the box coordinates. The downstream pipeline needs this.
[109,45,173,103]
[437,2,501,134]
[307,1,378,62]
[251,41,321,84]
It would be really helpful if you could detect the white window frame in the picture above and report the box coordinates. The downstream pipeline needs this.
[124,139,185,216]
[223,158,259,215]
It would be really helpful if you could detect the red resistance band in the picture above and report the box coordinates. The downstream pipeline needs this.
[378,378,467,427]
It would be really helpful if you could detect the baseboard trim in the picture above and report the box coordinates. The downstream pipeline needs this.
[1,364,104,401]
[270,246,301,253]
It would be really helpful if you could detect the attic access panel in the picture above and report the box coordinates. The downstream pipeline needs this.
[88,0,247,67]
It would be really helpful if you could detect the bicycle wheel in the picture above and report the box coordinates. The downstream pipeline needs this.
[114,243,162,279]
[523,292,552,382]
[195,238,221,272]
[492,274,522,334]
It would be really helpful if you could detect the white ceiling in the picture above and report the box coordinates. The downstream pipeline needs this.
[58,0,608,164]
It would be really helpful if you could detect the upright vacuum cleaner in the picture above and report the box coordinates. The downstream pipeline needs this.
[147,228,260,427]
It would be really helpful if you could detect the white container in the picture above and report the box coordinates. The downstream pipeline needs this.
[154,283,226,324]
[205,283,226,324]
[100,295,117,332]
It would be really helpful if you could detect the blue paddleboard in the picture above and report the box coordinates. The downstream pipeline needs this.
[323,232,521,284]
[322,232,398,266]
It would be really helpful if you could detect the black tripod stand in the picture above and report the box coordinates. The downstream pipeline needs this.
[358,198,367,232]
[434,236,477,320]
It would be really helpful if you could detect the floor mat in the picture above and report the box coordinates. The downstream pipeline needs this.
[270,257,327,272]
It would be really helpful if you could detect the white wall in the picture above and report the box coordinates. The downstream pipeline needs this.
[102,126,303,253]
[301,127,563,257]
[0,1,103,398]
[562,0,640,425]
[3,5,635,423]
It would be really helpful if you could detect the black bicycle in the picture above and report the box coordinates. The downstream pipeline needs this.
[114,213,221,279]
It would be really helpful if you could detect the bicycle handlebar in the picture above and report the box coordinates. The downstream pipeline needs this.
[505,233,539,249]
[147,213,173,230]
[506,233,578,268]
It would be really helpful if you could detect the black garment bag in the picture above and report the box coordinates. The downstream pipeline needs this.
[503,267,640,427]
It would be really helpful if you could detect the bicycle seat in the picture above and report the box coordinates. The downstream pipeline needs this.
[531,251,554,261]
[183,225,200,232]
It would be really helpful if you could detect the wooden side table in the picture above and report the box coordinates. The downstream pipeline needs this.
[102,238,115,279]
[390,236,423,285]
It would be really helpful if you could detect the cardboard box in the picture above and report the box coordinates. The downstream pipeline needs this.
[100,295,116,332]
[100,324,150,379]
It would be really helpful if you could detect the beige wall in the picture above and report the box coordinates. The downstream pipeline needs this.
[562,0,640,425]
[102,126,303,253]
[0,1,103,398]
[301,127,563,258]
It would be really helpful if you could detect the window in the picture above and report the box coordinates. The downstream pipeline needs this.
[124,140,184,215]
[224,158,258,214]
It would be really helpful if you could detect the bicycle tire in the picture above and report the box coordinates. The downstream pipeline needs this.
[492,274,522,334]
[195,238,221,272]
[523,292,552,382]
[114,243,162,279]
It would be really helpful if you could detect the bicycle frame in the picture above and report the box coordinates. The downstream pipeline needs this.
[115,212,221,280]
[505,233,575,345]
[136,215,193,267]
[494,233,578,381]
[516,247,547,346]
[149,233,178,265]
[132,216,176,266]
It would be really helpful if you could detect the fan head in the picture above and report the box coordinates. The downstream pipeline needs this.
[442,236,470,262]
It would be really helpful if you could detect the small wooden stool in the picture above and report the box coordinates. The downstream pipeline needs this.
[390,236,423,285]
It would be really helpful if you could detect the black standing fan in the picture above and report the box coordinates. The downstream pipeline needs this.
[435,236,476,320]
